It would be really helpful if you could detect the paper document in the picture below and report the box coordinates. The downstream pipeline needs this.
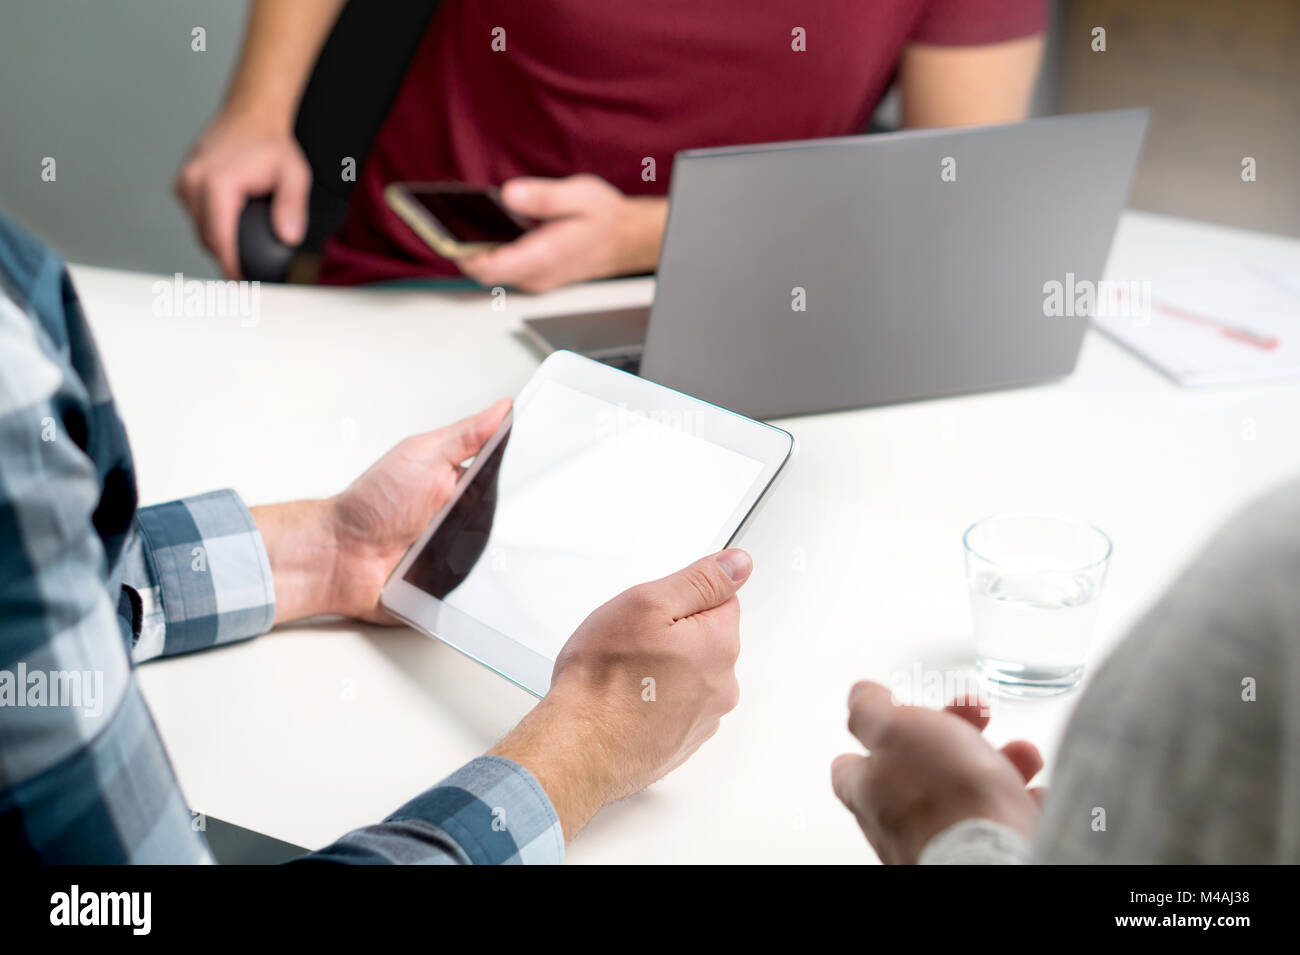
[1093,261,1300,387]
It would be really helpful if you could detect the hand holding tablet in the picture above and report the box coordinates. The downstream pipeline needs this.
[488,547,753,837]
[380,350,794,695]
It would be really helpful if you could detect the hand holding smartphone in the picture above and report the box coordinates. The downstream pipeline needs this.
[384,182,535,260]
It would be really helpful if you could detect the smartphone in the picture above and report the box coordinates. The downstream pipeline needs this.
[384,182,534,260]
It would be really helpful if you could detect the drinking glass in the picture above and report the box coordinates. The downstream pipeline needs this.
[963,513,1112,697]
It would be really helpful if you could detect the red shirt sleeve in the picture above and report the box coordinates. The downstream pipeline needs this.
[910,0,1046,45]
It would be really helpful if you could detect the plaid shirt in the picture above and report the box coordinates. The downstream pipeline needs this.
[0,213,563,864]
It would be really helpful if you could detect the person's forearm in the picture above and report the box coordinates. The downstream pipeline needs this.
[222,0,348,130]
[620,196,669,275]
[488,691,616,841]
[251,499,342,624]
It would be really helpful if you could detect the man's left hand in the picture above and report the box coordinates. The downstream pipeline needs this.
[252,399,510,624]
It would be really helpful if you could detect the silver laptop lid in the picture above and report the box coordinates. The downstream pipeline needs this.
[641,109,1149,419]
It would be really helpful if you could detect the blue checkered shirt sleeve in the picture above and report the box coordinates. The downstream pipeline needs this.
[0,212,562,865]
[294,757,566,865]
[119,491,276,662]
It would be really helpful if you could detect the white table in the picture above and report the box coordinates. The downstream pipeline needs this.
[75,211,1300,864]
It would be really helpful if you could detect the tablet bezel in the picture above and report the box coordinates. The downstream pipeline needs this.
[379,349,795,697]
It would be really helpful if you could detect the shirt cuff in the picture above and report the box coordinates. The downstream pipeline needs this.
[298,755,565,865]
[919,818,1032,865]
[386,755,565,864]
[122,489,275,662]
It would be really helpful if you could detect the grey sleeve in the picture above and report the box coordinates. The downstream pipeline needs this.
[1031,478,1300,864]
[920,818,1032,864]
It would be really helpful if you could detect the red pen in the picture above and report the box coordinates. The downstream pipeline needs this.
[1154,302,1280,351]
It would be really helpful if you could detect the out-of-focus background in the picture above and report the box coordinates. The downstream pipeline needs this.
[1,0,1296,278]
[1,0,244,275]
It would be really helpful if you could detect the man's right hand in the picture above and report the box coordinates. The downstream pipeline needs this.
[174,111,311,279]
[490,549,751,839]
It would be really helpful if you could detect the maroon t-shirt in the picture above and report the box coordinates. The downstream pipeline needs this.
[319,0,1045,285]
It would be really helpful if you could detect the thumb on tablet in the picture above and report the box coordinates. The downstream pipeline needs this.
[655,549,753,620]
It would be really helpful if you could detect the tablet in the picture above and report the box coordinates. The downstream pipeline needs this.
[380,350,794,696]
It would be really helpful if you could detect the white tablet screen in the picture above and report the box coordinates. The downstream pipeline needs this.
[402,379,765,661]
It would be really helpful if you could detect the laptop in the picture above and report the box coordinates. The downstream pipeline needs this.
[522,108,1149,419]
